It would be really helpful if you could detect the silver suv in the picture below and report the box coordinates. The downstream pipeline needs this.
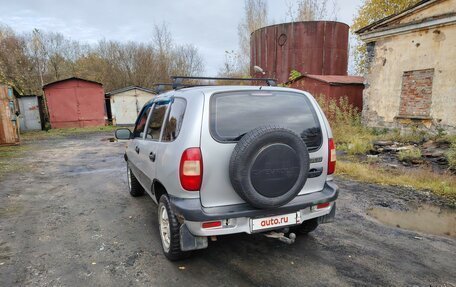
[115,79,338,261]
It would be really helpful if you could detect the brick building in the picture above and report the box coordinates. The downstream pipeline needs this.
[355,0,456,132]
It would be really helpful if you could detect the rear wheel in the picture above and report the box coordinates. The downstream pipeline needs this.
[158,195,190,261]
[127,164,144,197]
[290,218,319,235]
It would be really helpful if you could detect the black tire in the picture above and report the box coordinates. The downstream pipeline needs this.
[158,195,190,261]
[290,218,319,235]
[229,126,310,209]
[127,164,144,197]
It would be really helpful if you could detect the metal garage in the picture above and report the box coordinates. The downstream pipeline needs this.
[43,77,106,128]
[0,85,20,145]
[17,95,43,131]
[106,86,155,126]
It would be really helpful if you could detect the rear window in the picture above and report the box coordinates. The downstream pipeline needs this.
[162,98,186,142]
[210,91,322,151]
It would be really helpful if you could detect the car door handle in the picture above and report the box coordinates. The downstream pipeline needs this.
[149,152,156,162]
[135,146,140,154]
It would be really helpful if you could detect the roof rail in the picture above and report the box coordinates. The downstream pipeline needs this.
[170,76,277,89]
[153,82,212,94]
[152,83,173,94]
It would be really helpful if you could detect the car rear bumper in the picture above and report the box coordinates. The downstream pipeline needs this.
[170,181,338,236]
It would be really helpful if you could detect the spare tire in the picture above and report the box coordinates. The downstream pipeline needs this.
[229,126,310,209]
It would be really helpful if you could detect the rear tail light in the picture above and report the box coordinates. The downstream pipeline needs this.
[179,148,203,191]
[316,202,331,209]
[202,221,222,229]
[328,138,336,175]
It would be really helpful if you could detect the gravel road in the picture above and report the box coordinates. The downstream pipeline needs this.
[0,132,455,286]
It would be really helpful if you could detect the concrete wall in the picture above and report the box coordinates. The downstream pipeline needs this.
[363,22,456,132]
[110,89,154,125]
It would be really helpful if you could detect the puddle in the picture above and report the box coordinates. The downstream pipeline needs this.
[367,205,456,237]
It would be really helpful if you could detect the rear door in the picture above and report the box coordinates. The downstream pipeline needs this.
[200,90,328,208]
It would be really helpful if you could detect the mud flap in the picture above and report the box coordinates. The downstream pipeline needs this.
[318,202,336,224]
[179,224,208,251]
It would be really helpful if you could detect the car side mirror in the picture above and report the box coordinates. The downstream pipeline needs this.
[115,128,133,140]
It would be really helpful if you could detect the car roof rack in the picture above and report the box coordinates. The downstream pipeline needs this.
[171,76,277,89]
[152,83,173,94]
[153,82,215,94]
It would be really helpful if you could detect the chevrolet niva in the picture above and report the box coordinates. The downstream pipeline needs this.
[115,79,338,260]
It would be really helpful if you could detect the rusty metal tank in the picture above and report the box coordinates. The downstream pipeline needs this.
[250,21,349,83]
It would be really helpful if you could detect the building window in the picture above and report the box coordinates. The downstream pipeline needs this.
[399,69,434,118]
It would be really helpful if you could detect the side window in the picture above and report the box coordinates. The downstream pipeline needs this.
[146,103,168,140]
[133,105,152,138]
[162,98,186,142]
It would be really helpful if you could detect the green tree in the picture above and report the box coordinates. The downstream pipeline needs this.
[352,0,420,74]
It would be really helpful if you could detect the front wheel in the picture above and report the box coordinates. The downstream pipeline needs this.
[127,164,144,197]
[158,195,190,261]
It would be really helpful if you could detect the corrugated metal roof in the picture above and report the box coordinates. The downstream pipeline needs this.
[43,77,102,89]
[290,74,364,85]
[355,0,435,34]
[106,86,155,96]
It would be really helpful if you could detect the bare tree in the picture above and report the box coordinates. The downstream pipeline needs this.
[286,0,337,22]
[0,25,39,94]
[30,29,47,87]
[153,23,174,82]
[0,23,205,94]
[237,0,268,76]
[172,44,204,77]
[218,50,243,77]
[131,43,157,87]
[43,32,71,80]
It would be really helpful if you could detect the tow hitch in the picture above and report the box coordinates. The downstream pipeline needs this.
[264,230,296,244]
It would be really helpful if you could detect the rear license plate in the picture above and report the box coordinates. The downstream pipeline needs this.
[251,212,299,231]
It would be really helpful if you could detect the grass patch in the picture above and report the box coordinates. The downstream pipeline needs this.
[337,160,456,201]
[0,145,30,177]
[397,147,422,162]
[21,125,118,141]
[340,137,374,155]
[315,95,454,150]
[314,95,456,201]
[315,95,375,154]
[446,139,456,170]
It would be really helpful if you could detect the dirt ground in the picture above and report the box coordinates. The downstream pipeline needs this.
[0,132,455,287]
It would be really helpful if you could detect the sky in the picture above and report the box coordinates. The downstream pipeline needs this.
[0,0,363,76]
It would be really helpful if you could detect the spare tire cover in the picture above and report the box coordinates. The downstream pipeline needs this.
[229,126,310,209]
